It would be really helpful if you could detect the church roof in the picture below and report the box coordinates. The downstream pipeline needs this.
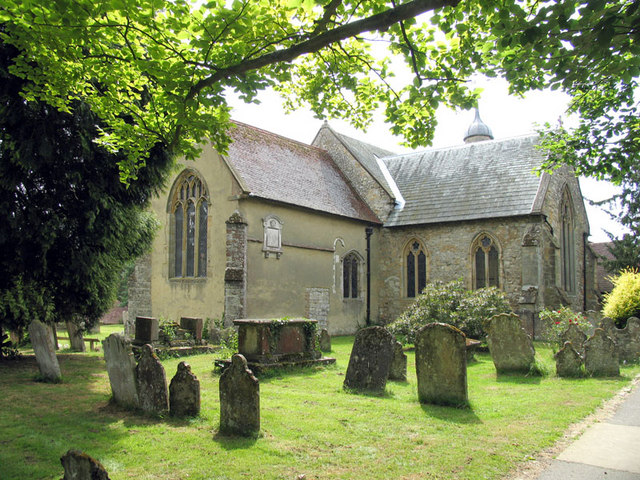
[224,122,380,224]
[324,127,398,200]
[382,135,546,227]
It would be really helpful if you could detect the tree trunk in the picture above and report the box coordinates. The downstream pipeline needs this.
[66,321,86,352]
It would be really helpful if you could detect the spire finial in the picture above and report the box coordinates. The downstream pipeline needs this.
[463,108,493,143]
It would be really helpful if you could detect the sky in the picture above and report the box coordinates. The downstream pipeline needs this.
[226,76,626,244]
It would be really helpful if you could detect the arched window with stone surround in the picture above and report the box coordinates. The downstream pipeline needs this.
[169,170,209,278]
[342,252,361,299]
[404,239,428,298]
[472,233,500,289]
[561,187,576,292]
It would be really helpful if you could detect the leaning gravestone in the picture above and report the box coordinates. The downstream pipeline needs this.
[28,319,62,382]
[102,333,139,408]
[169,361,200,417]
[585,328,619,376]
[560,323,587,357]
[61,449,110,480]
[319,328,331,352]
[219,354,260,436]
[343,326,395,394]
[136,344,169,415]
[415,323,468,407]
[484,313,535,374]
[554,341,583,377]
[389,341,407,381]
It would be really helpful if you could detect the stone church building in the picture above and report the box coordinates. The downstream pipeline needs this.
[128,112,598,338]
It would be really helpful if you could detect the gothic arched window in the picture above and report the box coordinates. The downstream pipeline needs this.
[405,240,427,298]
[472,234,500,289]
[170,171,208,278]
[343,252,360,299]
[561,188,576,292]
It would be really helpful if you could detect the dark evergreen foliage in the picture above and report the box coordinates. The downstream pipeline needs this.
[0,37,173,333]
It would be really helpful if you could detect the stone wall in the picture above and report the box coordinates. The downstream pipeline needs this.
[127,253,152,336]
[224,211,247,326]
[305,287,330,330]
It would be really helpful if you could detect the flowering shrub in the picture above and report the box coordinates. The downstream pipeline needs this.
[603,268,640,327]
[388,280,512,344]
[539,306,590,347]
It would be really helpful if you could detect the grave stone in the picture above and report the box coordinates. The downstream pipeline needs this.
[585,328,619,376]
[600,317,640,363]
[554,341,583,377]
[560,323,587,356]
[484,313,535,374]
[28,319,62,382]
[102,333,139,408]
[389,341,407,381]
[134,316,158,345]
[169,361,200,417]
[61,449,110,480]
[319,328,331,352]
[219,354,260,436]
[66,321,86,352]
[136,344,169,414]
[180,317,203,343]
[343,326,395,393]
[415,323,468,407]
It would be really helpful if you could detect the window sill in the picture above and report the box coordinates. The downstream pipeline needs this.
[169,277,208,283]
[342,297,363,302]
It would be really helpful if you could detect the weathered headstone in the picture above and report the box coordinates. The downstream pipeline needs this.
[219,354,260,436]
[102,333,139,408]
[554,341,583,377]
[484,313,535,374]
[319,328,331,352]
[169,361,200,417]
[600,317,640,363]
[560,323,587,356]
[585,329,619,376]
[134,316,159,345]
[415,323,468,407]
[61,449,110,480]
[389,341,407,381]
[28,319,62,382]
[180,317,203,343]
[136,344,169,414]
[66,320,86,352]
[343,326,395,393]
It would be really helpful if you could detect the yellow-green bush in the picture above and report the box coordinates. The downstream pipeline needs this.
[603,268,640,326]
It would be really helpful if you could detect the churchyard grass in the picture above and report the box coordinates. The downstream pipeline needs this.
[1,336,639,479]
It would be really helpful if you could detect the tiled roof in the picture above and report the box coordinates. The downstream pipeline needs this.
[224,122,380,224]
[383,135,545,227]
[329,129,398,199]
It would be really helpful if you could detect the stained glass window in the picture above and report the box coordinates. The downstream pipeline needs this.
[406,240,427,297]
[473,234,499,289]
[343,253,359,298]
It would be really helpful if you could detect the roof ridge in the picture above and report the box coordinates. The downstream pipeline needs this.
[230,119,326,153]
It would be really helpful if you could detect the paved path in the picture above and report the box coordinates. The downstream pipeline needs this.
[533,380,640,480]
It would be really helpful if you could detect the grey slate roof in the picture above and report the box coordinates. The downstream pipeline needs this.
[328,128,398,200]
[224,122,380,224]
[383,135,546,227]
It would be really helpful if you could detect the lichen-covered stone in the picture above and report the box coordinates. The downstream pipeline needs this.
[103,333,139,408]
[169,362,200,417]
[388,341,407,381]
[560,323,587,357]
[136,344,169,414]
[28,320,61,382]
[484,313,535,374]
[585,329,619,377]
[343,326,394,393]
[554,341,583,377]
[61,449,110,480]
[600,317,640,363]
[415,323,468,407]
[219,354,260,436]
[319,328,331,352]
